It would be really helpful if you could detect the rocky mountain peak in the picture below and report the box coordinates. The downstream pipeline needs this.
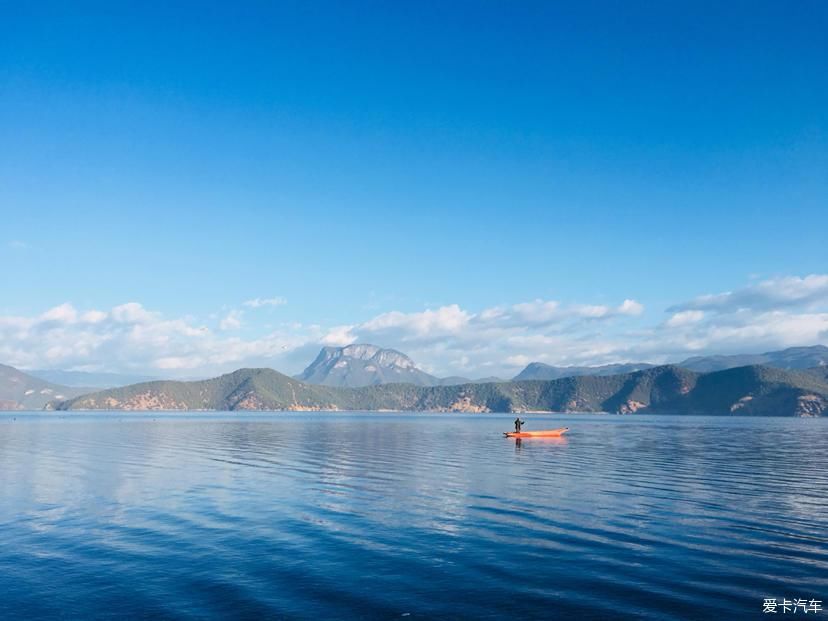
[296,344,432,387]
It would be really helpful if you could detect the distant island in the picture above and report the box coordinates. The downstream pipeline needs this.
[1,344,826,416]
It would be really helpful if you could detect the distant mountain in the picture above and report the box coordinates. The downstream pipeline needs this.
[26,369,158,388]
[514,362,655,381]
[678,345,828,372]
[296,344,441,387]
[439,375,506,385]
[513,346,828,381]
[0,364,91,410]
[297,344,506,387]
[54,364,828,417]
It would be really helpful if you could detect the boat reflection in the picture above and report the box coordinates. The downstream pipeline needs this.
[513,436,568,452]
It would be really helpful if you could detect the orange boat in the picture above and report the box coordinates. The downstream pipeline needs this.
[504,427,569,438]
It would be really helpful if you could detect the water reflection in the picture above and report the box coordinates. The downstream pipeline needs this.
[0,412,827,620]
[513,435,569,452]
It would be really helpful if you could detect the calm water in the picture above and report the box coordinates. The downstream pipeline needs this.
[1,413,827,620]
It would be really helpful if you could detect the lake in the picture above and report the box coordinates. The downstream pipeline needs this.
[1,412,827,620]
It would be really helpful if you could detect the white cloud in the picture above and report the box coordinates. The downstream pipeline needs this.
[505,354,532,367]
[243,297,287,308]
[219,310,243,331]
[362,304,471,337]
[81,310,108,324]
[8,240,29,250]
[499,298,643,325]
[655,310,828,355]
[478,307,506,322]
[618,299,645,316]
[155,356,201,370]
[1,295,649,377]
[321,325,358,346]
[111,302,156,324]
[40,303,78,323]
[643,275,828,364]
[579,304,612,318]
[1,276,826,379]
[666,310,705,327]
[328,297,650,373]
[0,302,306,376]
[510,300,561,324]
[669,274,828,313]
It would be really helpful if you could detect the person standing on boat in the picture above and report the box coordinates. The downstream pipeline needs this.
[514,417,525,432]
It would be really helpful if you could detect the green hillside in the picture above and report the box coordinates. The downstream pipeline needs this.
[52,368,344,411]
[52,364,828,417]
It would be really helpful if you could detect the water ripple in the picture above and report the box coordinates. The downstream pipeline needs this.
[1,412,827,620]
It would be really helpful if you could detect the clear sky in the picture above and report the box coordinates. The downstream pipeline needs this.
[1,1,827,378]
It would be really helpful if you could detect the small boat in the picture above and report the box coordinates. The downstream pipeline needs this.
[503,427,569,438]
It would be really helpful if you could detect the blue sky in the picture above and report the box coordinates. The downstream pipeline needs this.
[1,2,827,377]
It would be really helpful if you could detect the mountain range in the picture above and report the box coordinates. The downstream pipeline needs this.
[0,364,91,410]
[676,345,828,372]
[512,346,828,381]
[51,363,828,416]
[513,362,656,381]
[2,344,828,415]
[290,343,828,387]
